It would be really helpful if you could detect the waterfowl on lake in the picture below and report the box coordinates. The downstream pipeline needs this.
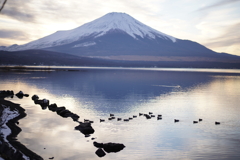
[133,115,137,118]
[129,117,133,120]
[193,121,198,124]
[151,115,155,117]
[149,112,153,114]
[124,119,129,121]
[117,118,122,121]
[199,119,202,121]
[110,113,114,117]
[84,119,89,122]
[157,117,162,120]
[139,113,143,116]
[108,117,113,120]
[174,119,179,122]
[100,119,105,122]
[144,114,151,119]
[215,122,220,125]
[157,114,162,117]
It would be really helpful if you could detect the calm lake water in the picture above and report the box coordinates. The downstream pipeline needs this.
[1,67,240,160]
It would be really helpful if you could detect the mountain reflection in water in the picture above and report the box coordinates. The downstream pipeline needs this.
[0,68,240,160]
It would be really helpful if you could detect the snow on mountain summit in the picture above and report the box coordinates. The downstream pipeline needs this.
[76,12,176,41]
[5,12,176,51]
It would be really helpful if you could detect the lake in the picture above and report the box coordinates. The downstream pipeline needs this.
[1,67,240,160]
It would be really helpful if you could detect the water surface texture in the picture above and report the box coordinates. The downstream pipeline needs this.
[1,68,240,160]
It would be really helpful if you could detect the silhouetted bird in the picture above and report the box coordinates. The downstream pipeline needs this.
[110,113,114,117]
[174,119,179,122]
[157,117,162,120]
[84,119,89,122]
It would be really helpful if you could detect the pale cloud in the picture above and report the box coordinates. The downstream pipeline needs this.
[203,22,240,55]
[0,29,27,39]
[194,4,240,55]
[1,0,36,22]
[197,0,240,11]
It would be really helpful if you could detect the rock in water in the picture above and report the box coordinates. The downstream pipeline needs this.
[95,148,106,157]
[32,95,39,101]
[93,141,104,148]
[48,103,58,111]
[75,122,95,135]
[102,142,125,153]
[15,91,24,98]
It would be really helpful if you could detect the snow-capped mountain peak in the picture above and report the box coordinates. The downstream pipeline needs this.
[76,12,176,41]
[4,12,176,51]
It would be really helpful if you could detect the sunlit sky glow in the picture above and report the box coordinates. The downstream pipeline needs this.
[0,0,240,56]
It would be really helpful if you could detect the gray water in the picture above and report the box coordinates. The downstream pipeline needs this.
[1,67,240,160]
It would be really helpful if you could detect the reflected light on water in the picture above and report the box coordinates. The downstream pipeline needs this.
[0,69,240,159]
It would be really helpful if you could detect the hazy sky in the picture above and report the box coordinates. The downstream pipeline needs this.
[0,0,240,55]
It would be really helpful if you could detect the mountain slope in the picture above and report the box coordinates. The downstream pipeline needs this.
[1,12,240,67]
[4,12,176,52]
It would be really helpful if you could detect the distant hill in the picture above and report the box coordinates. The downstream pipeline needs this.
[1,50,240,68]
[0,50,106,66]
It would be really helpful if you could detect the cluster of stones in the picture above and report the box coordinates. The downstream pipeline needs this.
[0,90,30,99]
[1,90,126,158]
[31,95,80,122]
[30,94,127,157]
[31,94,96,137]
[0,90,14,98]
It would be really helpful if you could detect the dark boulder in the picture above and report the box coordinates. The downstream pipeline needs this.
[48,103,58,111]
[95,148,106,157]
[32,95,39,101]
[57,109,72,118]
[75,122,95,135]
[34,99,49,108]
[15,91,24,99]
[93,141,125,153]
[103,143,125,153]
[93,142,104,148]
[55,106,66,114]
[0,90,14,98]
[70,114,80,121]
[102,142,125,153]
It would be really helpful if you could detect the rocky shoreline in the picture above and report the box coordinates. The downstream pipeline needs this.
[0,91,43,160]
[0,90,126,159]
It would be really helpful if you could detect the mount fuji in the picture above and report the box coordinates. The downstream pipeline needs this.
[1,12,240,67]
